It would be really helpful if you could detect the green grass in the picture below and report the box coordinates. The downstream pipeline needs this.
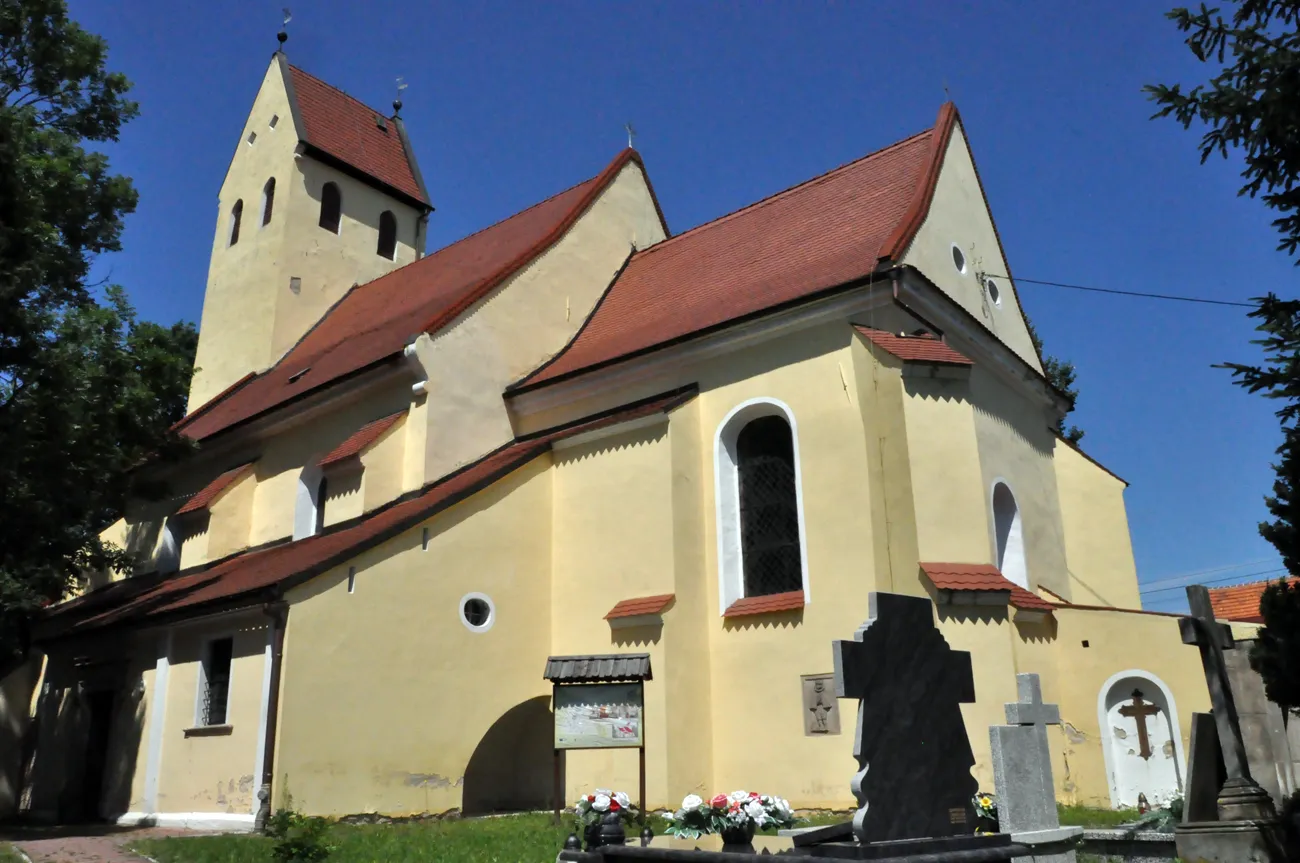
[1057,803,1140,828]
[0,845,25,863]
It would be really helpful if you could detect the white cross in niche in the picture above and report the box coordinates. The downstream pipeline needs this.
[1004,673,1061,728]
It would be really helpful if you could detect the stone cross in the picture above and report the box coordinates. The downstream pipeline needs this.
[833,592,978,843]
[1179,585,1275,820]
[1118,690,1161,760]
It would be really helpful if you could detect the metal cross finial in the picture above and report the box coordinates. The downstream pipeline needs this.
[278,8,291,49]
[625,122,636,150]
[394,76,408,115]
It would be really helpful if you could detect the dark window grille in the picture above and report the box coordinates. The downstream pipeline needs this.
[201,637,233,726]
[737,415,802,597]
[319,182,341,232]
[377,210,397,259]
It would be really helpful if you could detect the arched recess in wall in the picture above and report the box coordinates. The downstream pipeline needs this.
[992,481,1028,589]
[318,182,341,233]
[261,177,275,226]
[228,199,243,246]
[294,463,327,540]
[156,519,182,574]
[1097,669,1185,808]
[377,210,397,260]
[714,397,810,614]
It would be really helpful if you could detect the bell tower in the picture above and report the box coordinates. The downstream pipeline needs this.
[187,49,431,412]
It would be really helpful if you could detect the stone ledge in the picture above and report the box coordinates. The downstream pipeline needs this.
[1011,826,1083,845]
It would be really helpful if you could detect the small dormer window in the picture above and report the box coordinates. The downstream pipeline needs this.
[319,182,341,233]
[229,200,243,246]
[377,211,397,260]
[261,178,276,227]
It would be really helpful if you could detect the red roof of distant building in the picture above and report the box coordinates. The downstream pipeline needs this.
[1208,576,1299,623]
[318,412,405,469]
[723,590,806,618]
[605,594,675,620]
[287,63,428,206]
[853,326,972,365]
[176,463,256,515]
[920,562,1055,612]
[176,149,654,442]
[513,104,961,391]
[37,388,696,639]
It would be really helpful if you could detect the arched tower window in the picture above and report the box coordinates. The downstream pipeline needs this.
[228,200,243,246]
[319,182,341,233]
[992,481,1028,589]
[261,177,276,226]
[715,398,810,613]
[157,519,182,575]
[377,210,397,260]
[294,463,327,540]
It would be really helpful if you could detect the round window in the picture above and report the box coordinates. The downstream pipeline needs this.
[459,593,495,632]
[951,244,967,275]
[986,277,1001,306]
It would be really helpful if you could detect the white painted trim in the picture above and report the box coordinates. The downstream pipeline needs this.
[251,622,274,816]
[143,629,173,814]
[551,412,668,452]
[116,811,256,832]
[1096,668,1186,808]
[950,242,968,275]
[713,397,812,615]
[459,592,495,632]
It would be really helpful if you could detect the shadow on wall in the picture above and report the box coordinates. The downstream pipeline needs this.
[461,696,556,815]
[0,657,41,817]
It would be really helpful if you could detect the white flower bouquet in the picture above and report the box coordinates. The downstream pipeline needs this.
[663,790,797,839]
[572,788,638,828]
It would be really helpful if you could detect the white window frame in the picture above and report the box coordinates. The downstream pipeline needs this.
[714,397,811,615]
[459,592,495,633]
[990,479,1029,590]
[194,634,235,728]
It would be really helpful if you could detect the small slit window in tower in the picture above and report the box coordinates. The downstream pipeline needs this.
[319,182,341,233]
[247,131,257,146]
[377,211,397,260]
[228,200,243,246]
[346,566,356,594]
[269,114,279,129]
[736,415,802,598]
[261,177,276,226]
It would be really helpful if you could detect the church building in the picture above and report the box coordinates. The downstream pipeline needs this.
[3,49,1230,829]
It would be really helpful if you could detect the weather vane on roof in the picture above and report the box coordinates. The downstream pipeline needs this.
[394,76,408,115]
[278,8,291,49]
[625,122,636,149]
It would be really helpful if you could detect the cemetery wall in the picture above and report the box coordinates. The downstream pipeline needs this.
[273,455,555,816]
[1051,441,1142,609]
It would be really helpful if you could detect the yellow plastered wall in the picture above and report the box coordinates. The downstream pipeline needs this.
[360,417,407,512]
[1053,441,1142,609]
[419,161,667,481]
[0,657,40,816]
[156,618,267,815]
[274,457,553,817]
[190,56,422,411]
[207,470,257,561]
[900,123,1040,372]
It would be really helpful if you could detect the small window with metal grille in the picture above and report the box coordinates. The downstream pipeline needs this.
[736,415,802,598]
[198,637,233,726]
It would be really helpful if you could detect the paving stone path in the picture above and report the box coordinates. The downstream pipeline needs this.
[2,826,199,863]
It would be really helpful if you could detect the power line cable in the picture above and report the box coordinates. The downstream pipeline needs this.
[1139,567,1287,596]
[985,274,1256,309]
[1136,559,1277,592]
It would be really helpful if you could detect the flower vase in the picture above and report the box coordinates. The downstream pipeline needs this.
[598,811,627,848]
[583,821,603,851]
[719,822,757,853]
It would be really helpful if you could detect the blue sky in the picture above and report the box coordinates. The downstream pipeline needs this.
[67,1,1291,612]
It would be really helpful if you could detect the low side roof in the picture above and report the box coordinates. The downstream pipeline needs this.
[177,149,651,442]
[38,387,696,640]
[1208,576,1298,623]
[513,105,958,391]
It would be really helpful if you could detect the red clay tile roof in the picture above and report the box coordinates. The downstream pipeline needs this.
[37,387,696,639]
[853,326,972,365]
[177,150,654,442]
[286,63,428,206]
[920,562,1055,612]
[513,105,960,391]
[175,463,255,515]
[605,594,675,620]
[318,412,405,469]
[1208,576,1299,623]
[723,590,805,618]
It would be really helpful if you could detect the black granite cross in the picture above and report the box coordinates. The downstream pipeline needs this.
[1118,690,1161,760]
[1180,584,1275,820]
[833,592,978,844]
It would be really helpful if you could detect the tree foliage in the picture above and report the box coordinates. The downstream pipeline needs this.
[1147,0,1300,706]
[1026,319,1084,444]
[0,0,196,664]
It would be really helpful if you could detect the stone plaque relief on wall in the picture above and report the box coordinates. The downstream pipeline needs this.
[801,673,841,736]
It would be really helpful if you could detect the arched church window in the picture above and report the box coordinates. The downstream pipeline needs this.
[261,177,276,226]
[992,481,1028,589]
[319,182,341,233]
[229,200,243,246]
[377,210,397,260]
[737,416,802,598]
[294,463,327,540]
[157,518,182,574]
